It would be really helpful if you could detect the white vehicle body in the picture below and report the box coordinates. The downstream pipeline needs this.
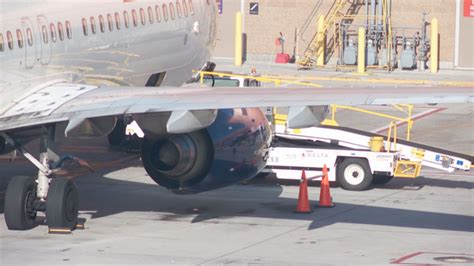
[275,124,472,172]
[265,145,397,182]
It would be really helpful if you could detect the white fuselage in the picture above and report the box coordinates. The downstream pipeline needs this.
[0,0,217,114]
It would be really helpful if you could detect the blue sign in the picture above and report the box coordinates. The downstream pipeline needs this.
[250,2,259,15]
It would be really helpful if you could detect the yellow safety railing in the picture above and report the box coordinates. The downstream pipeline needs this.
[386,121,398,152]
[321,104,414,140]
[196,70,322,88]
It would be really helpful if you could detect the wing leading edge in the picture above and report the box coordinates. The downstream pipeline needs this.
[0,83,472,134]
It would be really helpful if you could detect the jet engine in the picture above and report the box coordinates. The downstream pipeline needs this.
[141,108,271,194]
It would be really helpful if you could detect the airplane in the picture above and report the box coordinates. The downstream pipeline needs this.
[0,0,472,232]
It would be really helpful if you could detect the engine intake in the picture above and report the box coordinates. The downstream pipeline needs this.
[141,129,214,189]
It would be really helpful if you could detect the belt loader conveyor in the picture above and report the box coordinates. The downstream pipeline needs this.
[262,124,472,191]
[275,124,472,172]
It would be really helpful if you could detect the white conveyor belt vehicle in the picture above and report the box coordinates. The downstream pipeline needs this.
[262,120,472,191]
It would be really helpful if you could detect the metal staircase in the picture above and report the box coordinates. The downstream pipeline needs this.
[297,0,349,69]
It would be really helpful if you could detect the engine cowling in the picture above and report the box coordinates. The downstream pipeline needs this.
[141,108,271,194]
[141,129,214,189]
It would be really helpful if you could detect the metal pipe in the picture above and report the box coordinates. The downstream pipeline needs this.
[365,0,369,29]
[358,27,366,74]
[377,0,383,32]
[370,0,376,32]
[430,18,439,73]
[389,0,392,19]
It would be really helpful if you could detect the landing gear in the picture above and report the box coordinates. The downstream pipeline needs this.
[4,176,38,230]
[2,129,80,231]
[46,177,79,229]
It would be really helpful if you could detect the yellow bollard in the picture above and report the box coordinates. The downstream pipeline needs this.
[357,27,366,74]
[316,15,325,67]
[430,18,438,73]
[234,12,243,66]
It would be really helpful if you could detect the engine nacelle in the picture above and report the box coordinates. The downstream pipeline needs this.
[0,135,15,155]
[141,129,214,189]
[141,108,271,193]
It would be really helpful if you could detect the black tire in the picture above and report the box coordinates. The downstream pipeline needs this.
[372,174,394,185]
[337,158,373,191]
[107,119,126,146]
[4,176,38,230]
[46,177,79,229]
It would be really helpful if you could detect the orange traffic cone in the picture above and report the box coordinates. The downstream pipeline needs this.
[295,170,312,213]
[318,164,335,208]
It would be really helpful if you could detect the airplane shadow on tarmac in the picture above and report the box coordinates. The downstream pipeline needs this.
[0,159,472,233]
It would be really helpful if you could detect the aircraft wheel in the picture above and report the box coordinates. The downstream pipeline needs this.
[372,174,394,185]
[46,177,79,229]
[337,158,373,191]
[4,176,38,230]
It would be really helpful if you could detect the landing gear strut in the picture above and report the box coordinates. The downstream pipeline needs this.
[2,128,79,231]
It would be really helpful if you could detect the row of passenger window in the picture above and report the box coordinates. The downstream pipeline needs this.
[0,21,72,52]
[82,1,195,36]
[0,0,195,53]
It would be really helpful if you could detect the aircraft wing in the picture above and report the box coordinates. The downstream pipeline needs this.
[0,83,472,136]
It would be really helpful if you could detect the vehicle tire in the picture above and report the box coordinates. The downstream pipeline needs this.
[107,119,126,146]
[337,158,373,191]
[4,176,38,230]
[46,177,79,229]
[372,174,394,185]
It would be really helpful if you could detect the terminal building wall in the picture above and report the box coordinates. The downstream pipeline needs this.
[215,0,471,68]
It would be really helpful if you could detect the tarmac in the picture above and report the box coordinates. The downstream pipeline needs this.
[0,60,473,265]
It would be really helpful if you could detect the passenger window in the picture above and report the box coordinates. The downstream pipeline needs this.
[90,17,97,34]
[124,11,130,28]
[132,9,138,27]
[50,23,57,42]
[169,3,175,20]
[140,8,146,25]
[26,28,33,46]
[183,0,188,17]
[82,18,88,36]
[155,5,161,22]
[0,34,3,51]
[16,29,24,48]
[58,22,64,41]
[65,21,72,39]
[162,4,168,21]
[115,12,121,30]
[7,31,13,50]
[107,14,113,31]
[99,15,105,33]
[176,1,182,18]
[148,6,154,24]
[41,26,49,43]
[188,0,194,15]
